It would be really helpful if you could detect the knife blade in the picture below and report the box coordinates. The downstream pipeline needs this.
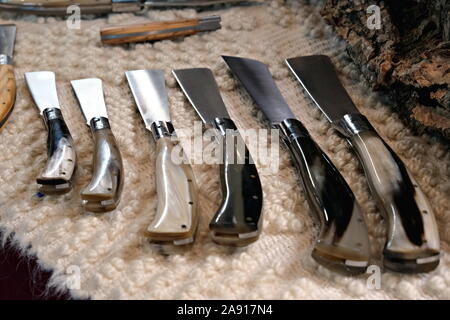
[286,55,440,273]
[0,0,247,15]
[71,78,124,213]
[101,16,221,45]
[126,69,199,245]
[25,71,77,194]
[172,68,263,246]
[223,55,371,274]
[0,24,16,130]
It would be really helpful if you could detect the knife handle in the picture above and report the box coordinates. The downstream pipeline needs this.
[0,64,16,129]
[209,118,263,246]
[277,119,371,274]
[146,121,199,245]
[82,117,124,213]
[36,108,77,194]
[339,114,440,273]
[101,18,200,45]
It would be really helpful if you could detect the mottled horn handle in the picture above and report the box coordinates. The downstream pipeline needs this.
[82,117,124,213]
[348,124,440,273]
[37,108,77,194]
[0,64,16,129]
[209,117,263,246]
[147,133,199,245]
[277,119,371,274]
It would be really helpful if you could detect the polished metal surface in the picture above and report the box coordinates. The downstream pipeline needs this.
[25,71,61,114]
[286,55,360,124]
[335,113,373,138]
[197,15,221,31]
[144,0,245,6]
[126,69,171,129]
[71,78,108,125]
[172,68,229,124]
[0,24,16,63]
[222,56,295,124]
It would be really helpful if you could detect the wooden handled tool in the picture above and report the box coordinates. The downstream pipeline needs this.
[100,16,221,45]
[0,24,17,130]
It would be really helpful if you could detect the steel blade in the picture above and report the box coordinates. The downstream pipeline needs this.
[126,69,171,129]
[222,56,294,124]
[0,24,16,58]
[286,55,360,124]
[25,71,61,114]
[71,78,108,125]
[172,68,229,124]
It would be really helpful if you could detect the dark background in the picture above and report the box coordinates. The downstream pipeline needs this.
[0,233,71,300]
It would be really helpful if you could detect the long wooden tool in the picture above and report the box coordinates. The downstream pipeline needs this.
[0,24,16,130]
[101,16,221,45]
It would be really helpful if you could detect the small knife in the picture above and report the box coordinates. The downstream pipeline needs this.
[0,0,246,15]
[25,71,77,194]
[101,16,221,45]
[286,55,440,273]
[0,24,16,130]
[126,69,199,245]
[223,56,371,274]
[71,78,124,213]
[172,68,263,246]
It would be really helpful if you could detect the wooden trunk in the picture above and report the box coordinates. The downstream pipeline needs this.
[321,0,450,142]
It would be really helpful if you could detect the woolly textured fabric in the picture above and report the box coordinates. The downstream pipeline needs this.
[0,0,449,299]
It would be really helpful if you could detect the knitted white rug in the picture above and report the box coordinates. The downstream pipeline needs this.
[0,0,449,299]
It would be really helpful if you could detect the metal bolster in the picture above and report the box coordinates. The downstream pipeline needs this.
[0,54,13,66]
[150,121,175,140]
[43,108,63,122]
[334,114,373,138]
[276,118,310,141]
[91,117,111,132]
[111,0,142,12]
[197,15,222,32]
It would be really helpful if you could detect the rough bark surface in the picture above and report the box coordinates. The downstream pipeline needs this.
[321,0,450,142]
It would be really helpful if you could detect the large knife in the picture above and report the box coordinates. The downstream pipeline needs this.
[172,68,263,246]
[0,24,16,130]
[25,72,77,194]
[126,69,199,245]
[0,0,246,15]
[71,78,124,213]
[286,55,440,273]
[223,56,371,274]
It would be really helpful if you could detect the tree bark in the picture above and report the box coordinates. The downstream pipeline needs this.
[321,0,450,142]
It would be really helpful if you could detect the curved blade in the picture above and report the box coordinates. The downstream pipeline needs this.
[286,55,359,123]
[126,69,171,129]
[172,68,229,124]
[222,55,294,124]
